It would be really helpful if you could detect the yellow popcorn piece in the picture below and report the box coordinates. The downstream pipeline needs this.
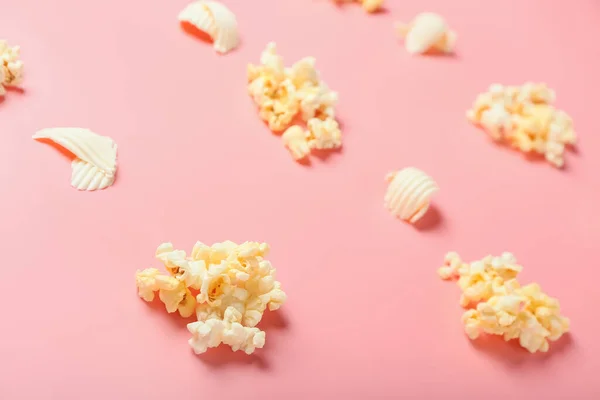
[135,241,286,355]
[440,252,569,353]
[467,83,576,167]
[332,0,384,13]
[0,40,24,96]
[395,13,457,55]
[247,42,343,162]
[282,125,311,160]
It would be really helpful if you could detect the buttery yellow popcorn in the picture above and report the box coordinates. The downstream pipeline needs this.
[332,0,384,13]
[467,83,576,167]
[248,42,343,161]
[0,40,24,96]
[282,125,311,160]
[439,252,522,307]
[440,252,569,353]
[135,240,286,355]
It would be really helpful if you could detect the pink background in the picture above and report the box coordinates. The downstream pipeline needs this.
[1,0,599,398]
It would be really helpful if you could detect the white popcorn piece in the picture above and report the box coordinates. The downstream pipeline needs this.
[135,268,161,302]
[384,167,439,223]
[306,118,342,150]
[395,13,456,55]
[32,128,118,191]
[178,1,240,54]
[282,125,310,160]
[188,307,266,354]
[0,40,24,94]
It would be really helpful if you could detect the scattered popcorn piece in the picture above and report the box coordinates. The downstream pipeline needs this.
[306,118,342,150]
[248,43,343,162]
[188,306,266,355]
[395,13,456,55]
[440,252,569,353]
[332,0,384,13]
[467,83,576,167]
[178,1,239,54]
[135,241,286,355]
[0,40,24,96]
[384,167,439,223]
[282,125,311,160]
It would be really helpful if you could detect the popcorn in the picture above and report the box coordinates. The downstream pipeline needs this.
[306,118,342,150]
[248,42,343,162]
[188,307,266,355]
[332,0,384,13]
[282,125,311,160]
[438,252,521,306]
[467,83,576,167]
[440,252,569,353]
[0,40,24,96]
[135,241,286,355]
[395,13,456,55]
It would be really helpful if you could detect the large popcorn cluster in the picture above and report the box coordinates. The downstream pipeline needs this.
[136,241,286,355]
[467,83,576,167]
[439,252,569,353]
[0,40,24,96]
[247,42,342,161]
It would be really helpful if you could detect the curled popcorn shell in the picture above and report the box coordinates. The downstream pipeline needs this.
[384,167,438,223]
[178,1,239,54]
[396,12,456,54]
[33,128,118,191]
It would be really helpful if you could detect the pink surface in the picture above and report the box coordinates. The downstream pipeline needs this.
[1,0,599,398]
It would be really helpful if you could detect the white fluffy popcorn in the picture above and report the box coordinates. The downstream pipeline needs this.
[0,40,24,95]
[188,306,266,354]
[135,241,286,355]
[282,125,311,160]
[440,252,569,353]
[395,13,456,55]
[248,42,343,162]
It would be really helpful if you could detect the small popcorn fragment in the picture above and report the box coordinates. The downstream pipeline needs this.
[440,252,569,353]
[282,125,311,160]
[467,83,576,167]
[306,118,342,150]
[188,307,266,355]
[0,40,24,96]
[395,13,456,55]
[135,241,286,355]
[332,0,384,13]
[247,42,343,162]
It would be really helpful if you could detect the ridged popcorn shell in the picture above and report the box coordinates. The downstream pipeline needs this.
[33,127,118,191]
[179,1,239,54]
[384,167,439,223]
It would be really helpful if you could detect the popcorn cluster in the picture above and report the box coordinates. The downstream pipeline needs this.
[332,0,384,13]
[439,252,569,353]
[247,42,342,161]
[136,241,286,355]
[467,83,576,168]
[0,40,24,96]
